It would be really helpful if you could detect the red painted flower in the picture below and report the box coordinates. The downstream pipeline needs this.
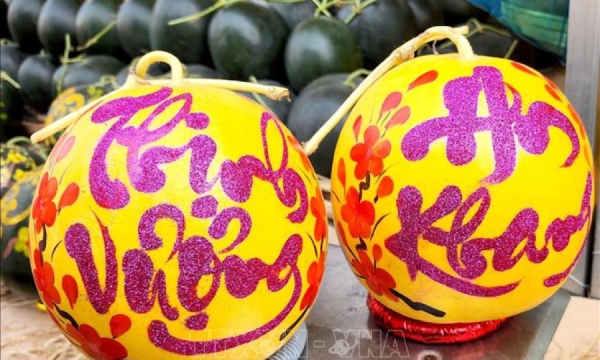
[311,188,327,241]
[341,187,375,238]
[53,135,75,164]
[337,157,346,188]
[335,222,348,248]
[350,126,391,179]
[66,324,128,360]
[288,135,312,171]
[351,249,397,302]
[32,249,61,309]
[376,176,394,199]
[58,182,80,210]
[300,252,326,310]
[31,172,58,233]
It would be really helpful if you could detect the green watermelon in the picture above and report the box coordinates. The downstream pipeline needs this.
[0,167,42,298]
[0,143,44,198]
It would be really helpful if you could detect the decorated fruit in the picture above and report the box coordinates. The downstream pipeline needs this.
[28,51,327,360]
[1,168,42,298]
[42,77,120,149]
[5,138,49,165]
[327,28,595,332]
[1,143,45,198]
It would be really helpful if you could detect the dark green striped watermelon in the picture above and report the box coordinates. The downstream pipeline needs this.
[208,0,289,81]
[150,0,214,65]
[336,0,418,70]
[7,0,45,53]
[0,42,28,80]
[75,0,129,60]
[284,17,362,91]
[117,0,156,58]
[0,72,24,126]
[37,0,85,59]
[0,143,44,198]
[0,167,42,299]
[17,53,58,113]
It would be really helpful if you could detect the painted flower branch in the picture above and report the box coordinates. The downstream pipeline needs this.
[302,25,473,156]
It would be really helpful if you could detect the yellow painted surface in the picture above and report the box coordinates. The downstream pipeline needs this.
[27,84,327,359]
[331,55,595,324]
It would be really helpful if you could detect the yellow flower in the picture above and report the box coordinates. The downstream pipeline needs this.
[13,227,30,258]
[6,151,27,163]
[12,168,28,182]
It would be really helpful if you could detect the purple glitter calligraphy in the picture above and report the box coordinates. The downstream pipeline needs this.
[68,86,315,355]
[385,171,592,296]
[64,215,117,314]
[401,66,580,184]
[89,88,308,223]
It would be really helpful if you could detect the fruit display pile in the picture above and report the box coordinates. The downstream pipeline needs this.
[0,2,559,294]
[1,0,596,357]
[0,1,559,291]
[0,0,564,183]
[0,0,554,178]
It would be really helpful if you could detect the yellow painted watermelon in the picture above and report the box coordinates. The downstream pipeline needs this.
[309,26,595,340]
[28,51,327,360]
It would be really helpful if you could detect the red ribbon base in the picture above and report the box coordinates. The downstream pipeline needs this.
[366,295,509,344]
